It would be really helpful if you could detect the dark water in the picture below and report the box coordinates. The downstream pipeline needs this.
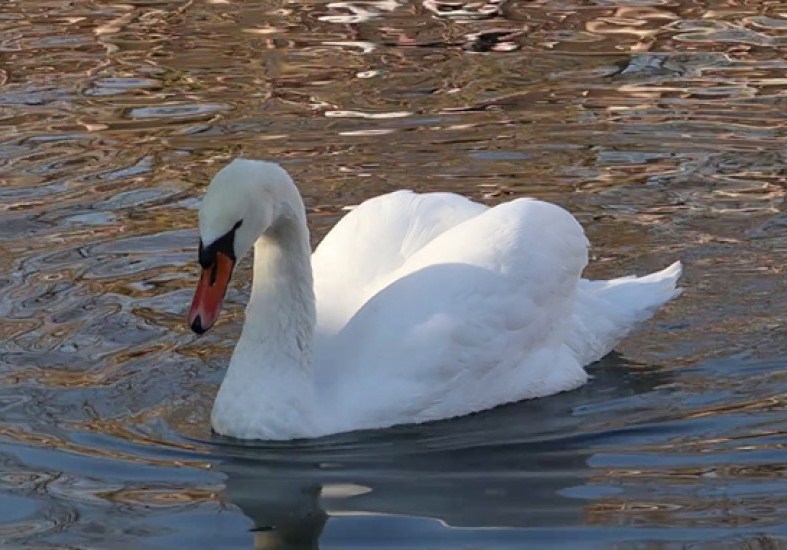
[1,0,785,547]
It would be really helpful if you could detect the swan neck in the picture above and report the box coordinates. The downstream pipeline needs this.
[211,192,319,439]
[243,202,316,364]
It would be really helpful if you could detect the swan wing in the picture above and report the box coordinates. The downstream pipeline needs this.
[322,198,590,432]
[312,190,487,334]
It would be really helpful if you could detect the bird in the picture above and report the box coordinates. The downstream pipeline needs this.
[187,158,682,440]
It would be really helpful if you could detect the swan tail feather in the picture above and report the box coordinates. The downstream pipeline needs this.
[569,261,683,365]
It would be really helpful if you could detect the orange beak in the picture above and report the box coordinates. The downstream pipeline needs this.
[188,251,235,334]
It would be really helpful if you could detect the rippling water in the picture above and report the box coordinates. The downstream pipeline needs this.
[1,0,785,547]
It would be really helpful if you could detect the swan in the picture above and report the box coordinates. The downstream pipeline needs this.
[187,158,682,440]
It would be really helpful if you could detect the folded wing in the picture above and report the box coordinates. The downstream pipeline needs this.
[312,190,487,335]
[320,198,591,431]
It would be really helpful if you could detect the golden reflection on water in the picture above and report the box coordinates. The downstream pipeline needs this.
[0,0,786,546]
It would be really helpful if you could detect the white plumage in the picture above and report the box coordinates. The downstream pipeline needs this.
[193,159,682,440]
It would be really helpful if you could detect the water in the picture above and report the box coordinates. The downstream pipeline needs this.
[1,0,785,547]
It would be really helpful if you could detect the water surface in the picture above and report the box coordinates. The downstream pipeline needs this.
[0,0,785,547]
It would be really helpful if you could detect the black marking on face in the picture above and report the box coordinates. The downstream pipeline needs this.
[199,219,243,268]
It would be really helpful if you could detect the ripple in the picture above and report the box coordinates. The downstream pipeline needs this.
[129,103,232,119]
[671,20,781,47]
[319,0,401,24]
[325,110,413,119]
[85,77,163,97]
[422,0,502,20]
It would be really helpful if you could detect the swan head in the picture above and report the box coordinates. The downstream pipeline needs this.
[187,159,295,334]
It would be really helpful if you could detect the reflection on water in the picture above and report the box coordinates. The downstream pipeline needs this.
[0,0,785,547]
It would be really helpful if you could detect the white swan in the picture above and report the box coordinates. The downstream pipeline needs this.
[187,159,682,440]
